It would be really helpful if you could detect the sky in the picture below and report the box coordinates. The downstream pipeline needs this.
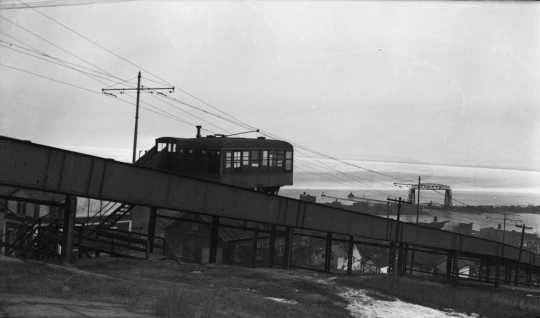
[0,0,539,171]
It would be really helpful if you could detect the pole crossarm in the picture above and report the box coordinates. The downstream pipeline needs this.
[394,182,451,190]
[102,87,174,92]
[101,71,174,163]
[321,192,388,204]
[387,197,413,205]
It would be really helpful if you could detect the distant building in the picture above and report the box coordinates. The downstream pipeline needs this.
[452,223,474,236]
[299,192,316,203]
[419,216,449,230]
[478,227,540,253]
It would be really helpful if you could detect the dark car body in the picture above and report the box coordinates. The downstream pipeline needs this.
[137,136,293,193]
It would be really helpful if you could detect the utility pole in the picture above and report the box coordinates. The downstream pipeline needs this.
[503,214,507,244]
[490,213,520,245]
[416,176,421,224]
[409,176,421,275]
[514,223,533,285]
[102,71,174,163]
[387,197,412,277]
[133,72,141,164]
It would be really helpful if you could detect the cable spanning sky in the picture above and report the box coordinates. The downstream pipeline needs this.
[0,1,539,172]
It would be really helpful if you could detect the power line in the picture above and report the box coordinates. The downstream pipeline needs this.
[173,86,256,129]
[159,90,417,195]
[13,0,172,86]
[7,0,414,194]
[158,89,415,185]
[102,71,175,163]
[3,1,501,211]
[0,14,125,82]
[0,61,98,94]
[122,94,217,134]
[0,61,211,134]
[0,17,215,139]
[0,0,138,10]
[0,31,119,80]
[148,94,232,134]
[159,94,254,130]
[0,40,215,138]
[0,40,117,83]
[103,75,139,89]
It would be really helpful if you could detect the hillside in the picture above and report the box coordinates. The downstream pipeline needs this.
[0,256,538,318]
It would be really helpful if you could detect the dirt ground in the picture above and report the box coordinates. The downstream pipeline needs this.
[0,255,539,318]
[0,256,350,318]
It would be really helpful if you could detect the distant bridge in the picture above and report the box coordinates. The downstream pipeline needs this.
[0,135,538,287]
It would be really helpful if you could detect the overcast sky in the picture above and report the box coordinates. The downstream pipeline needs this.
[1,1,539,171]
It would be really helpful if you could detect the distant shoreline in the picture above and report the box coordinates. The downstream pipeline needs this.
[280,187,540,209]
[297,157,540,173]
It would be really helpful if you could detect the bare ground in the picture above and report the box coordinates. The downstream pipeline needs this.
[1,256,539,318]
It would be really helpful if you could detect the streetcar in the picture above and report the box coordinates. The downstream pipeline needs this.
[136,127,293,194]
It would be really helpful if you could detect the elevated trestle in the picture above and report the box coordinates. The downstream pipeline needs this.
[0,135,539,286]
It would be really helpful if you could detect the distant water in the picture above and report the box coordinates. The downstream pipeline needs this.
[280,188,540,237]
[281,159,540,236]
[280,188,540,207]
[288,158,540,206]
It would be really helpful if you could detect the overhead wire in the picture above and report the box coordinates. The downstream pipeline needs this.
[103,75,139,89]
[0,14,222,134]
[0,14,126,82]
[0,31,118,79]
[12,0,172,86]
[0,61,99,94]
[0,61,215,134]
[3,1,224,133]
[0,0,138,10]
[158,93,405,196]
[7,0,403,196]
[1,2,498,213]
[0,40,118,83]
[157,84,508,213]
[141,75,172,87]
[148,93,232,134]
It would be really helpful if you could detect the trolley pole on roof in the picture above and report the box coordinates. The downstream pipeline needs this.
[102,71,175,163]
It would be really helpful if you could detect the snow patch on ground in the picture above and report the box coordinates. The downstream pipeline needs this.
[264,297,299,305]
[314,276,338,285]
[341,288,479,318]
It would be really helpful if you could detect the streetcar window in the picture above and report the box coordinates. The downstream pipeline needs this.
[262,150,268,167]
[225,151,232,169]
[242,151,250,166]
[276,151,284,168]
[157,142,167,152]
[285,151,292,171]
[171,144,176,152]
[233,151,241,168]
[251,150,260,167]
[268,151,275,167]
[208,150,220,173]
